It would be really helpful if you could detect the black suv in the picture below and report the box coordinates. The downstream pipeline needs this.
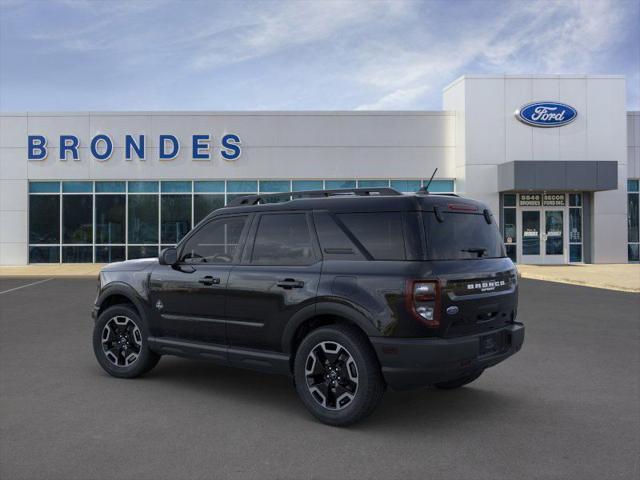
[92,188,524,426]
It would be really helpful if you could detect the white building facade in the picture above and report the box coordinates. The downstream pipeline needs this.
[1,75,638,265]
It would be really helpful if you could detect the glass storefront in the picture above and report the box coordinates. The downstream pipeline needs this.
[629,179,639,262]
[27,179,455,263]
[501,192,583,264]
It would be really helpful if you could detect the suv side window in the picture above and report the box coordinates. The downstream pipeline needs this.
[313,211,366,260]
[251,213,315,265]
[180,215,247,264]
[337,212,406,260]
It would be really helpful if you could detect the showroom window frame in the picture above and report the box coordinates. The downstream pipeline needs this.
[28,182,62,263]
[629,179,639,262]
[27,178,456,263]
[95,181,127,264]
[61,182,94,263]
[568,193,584,263]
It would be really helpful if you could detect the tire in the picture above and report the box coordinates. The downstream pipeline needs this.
[294,324,384,426]
[93,304,160,379]
[434,370,484,390]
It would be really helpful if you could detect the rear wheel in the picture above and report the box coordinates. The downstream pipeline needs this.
[294,325,384,426]
[434,370,483,390]
[93,304,160,378]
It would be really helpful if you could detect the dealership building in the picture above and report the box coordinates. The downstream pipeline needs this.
[0,74,638,265]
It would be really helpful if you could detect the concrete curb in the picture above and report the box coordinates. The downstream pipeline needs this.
[518,272,640,293]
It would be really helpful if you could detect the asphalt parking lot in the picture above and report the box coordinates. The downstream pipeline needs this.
[0,277,638,480]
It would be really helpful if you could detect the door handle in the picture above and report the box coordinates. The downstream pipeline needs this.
[276,278,305,289]
[198,276,221,286]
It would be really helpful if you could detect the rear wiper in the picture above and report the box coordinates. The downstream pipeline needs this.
[461,248,487,257]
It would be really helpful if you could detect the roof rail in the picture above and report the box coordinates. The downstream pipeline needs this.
[225,187,402,207]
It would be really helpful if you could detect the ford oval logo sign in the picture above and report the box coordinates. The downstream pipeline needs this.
[515,101,577,127]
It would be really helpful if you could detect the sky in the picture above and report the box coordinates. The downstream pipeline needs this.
[0,0,638,111]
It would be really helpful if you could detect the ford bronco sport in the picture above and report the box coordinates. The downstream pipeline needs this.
[92,187,524,426]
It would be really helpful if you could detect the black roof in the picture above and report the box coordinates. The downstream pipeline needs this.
[202,188,490,222]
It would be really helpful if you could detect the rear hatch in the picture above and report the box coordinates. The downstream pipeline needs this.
[422,206,518,338]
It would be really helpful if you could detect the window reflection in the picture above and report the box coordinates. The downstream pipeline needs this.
[128,195,158,244]
[29,195,59,244]
[95,195,125,244]
[161,195,191,244]
[63,195,92,244]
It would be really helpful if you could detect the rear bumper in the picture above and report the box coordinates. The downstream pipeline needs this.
[370,323,524,390]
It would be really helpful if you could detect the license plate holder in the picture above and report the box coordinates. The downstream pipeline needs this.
[479,333,499,356]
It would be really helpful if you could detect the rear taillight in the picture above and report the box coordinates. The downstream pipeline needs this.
[406,280,440,327]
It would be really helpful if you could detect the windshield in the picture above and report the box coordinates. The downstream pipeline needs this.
[423,212,506,260]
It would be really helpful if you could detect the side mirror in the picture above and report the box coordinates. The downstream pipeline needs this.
[159,247,178,266]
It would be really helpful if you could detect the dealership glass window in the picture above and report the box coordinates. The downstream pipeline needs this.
[63,195,93,244]
[569,193,583,262]
[569,193,582,207]
[29,195,60,244]
[259,180,290,192]
[227,180,257,193]
[628,179,639,261]
[128,181,159,193]
[358,180,389,188]
[161,194,191,244]
[390,180,421,193]
[226,193,252,204]
[194,181,224,193]
[194,194,225,224]
[28,183,61,263]
[62,246,93,263]
[501,194,517,262]
[325,180,356,189]
[95,246,126,263]
[293,180,323,191]
[128,194,158,244]
[95,195,125,244]
[26,179,456,263]
[95,181,126,193]
[29,246,60,263]
[29,181,60,193]
[424,179,455,193]
[62,181,92,193]
[161,181,191,193]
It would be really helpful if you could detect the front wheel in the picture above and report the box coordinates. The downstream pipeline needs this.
[294,325,384,426]
[92,304,160,378]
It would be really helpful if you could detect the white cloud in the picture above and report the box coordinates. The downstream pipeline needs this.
[354,0,629,109]
[356,85,429,110]
[190,1,409,70]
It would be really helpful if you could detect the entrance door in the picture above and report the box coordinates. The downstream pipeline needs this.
[521,210,543,263]
[519,209,566,264]
[543,210,565,264]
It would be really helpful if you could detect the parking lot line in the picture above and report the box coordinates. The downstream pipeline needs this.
[0,277,54,295]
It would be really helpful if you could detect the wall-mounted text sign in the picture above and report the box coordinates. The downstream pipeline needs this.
[27,133,242,162]
[519,193,567,207]
[542,194,565,207]
[519,194,541,206]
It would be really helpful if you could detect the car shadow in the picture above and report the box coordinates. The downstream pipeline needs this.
[133,357,526,430]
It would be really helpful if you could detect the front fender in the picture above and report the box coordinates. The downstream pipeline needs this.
[95,281,150,323]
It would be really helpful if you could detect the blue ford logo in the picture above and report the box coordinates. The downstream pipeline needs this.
[446,306,459,315]
[515,101,577,127]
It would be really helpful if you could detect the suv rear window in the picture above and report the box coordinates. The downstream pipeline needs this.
[337,212,405,260]
[423,212,505,260]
